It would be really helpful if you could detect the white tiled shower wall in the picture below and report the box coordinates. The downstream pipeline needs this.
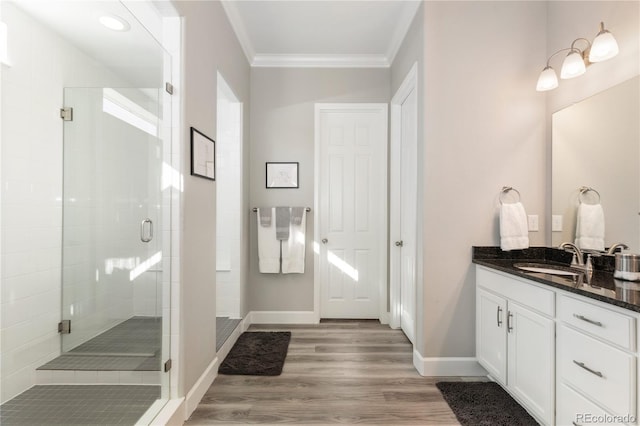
[215,93,241,318]
[0,3,163,403]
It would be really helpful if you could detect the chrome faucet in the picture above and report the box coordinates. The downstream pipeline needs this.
[559,242,584,266]
[560,242,595,274]
[606,243,629,255]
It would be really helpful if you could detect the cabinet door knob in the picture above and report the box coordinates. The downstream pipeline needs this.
[395,241,403,247]
[322,238,328,244]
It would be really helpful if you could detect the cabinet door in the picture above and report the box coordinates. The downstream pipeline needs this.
[476,287,507,384]
[507,301,555,425]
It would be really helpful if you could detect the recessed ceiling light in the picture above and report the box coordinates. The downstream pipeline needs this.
[99,14,130,32]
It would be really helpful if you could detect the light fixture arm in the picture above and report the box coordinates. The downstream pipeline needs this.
[544,47,572,67]
[570,37,592,57]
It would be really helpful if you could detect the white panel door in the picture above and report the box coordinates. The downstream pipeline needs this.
[390,65,418,343]
[317,105,387,319]
[399,86,418,343]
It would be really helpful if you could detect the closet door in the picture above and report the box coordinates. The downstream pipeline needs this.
[316,104,388,319]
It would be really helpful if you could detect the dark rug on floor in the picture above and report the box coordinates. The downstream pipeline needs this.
[219,331,291,376]
[436,382,539,426]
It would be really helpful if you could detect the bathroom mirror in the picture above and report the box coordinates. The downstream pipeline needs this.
[552,75,640,252]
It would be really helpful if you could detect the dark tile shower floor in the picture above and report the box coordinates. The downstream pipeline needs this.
[216,317,242,351]
[38,317,162,371]
[0,385,160,425]
[0,317,239,425]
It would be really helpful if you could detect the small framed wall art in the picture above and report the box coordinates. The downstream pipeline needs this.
[266,162,299,188]
[190,127,215,181]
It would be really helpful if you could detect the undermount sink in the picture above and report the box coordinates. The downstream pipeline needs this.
[513,262,582,276]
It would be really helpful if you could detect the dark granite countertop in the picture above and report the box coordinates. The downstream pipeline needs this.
[473,246,640,314]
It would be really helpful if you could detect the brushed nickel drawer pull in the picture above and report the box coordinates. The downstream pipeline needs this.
[507,311,513,332]
[497,306,503,327]
[573,314,603,327]
[573,360,604,378]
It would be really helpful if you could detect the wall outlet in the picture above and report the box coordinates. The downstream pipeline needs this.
[527,215,539,232]
[552,215,563,232]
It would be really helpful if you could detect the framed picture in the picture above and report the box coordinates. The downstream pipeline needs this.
[266,162,299,188]
[190,127,215,180]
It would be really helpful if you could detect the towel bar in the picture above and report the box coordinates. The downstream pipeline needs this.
[252,207,311,212]
[499,186,521,205]
[578,186,601,204]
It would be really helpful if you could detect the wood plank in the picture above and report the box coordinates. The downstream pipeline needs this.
[187,321,472,424]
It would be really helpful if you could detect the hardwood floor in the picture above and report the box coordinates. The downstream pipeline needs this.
[186,321,479,425]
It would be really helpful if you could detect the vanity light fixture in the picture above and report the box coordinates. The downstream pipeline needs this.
[589,21,619,62]
[536,21,619,92]
[99,14,130,32]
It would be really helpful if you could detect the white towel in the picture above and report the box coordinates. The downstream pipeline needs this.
[282,209,306,274]
[575,203,605,251]
[257,207,280,273]
[500,202,529,251]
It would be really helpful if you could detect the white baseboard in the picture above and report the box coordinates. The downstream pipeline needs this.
[413,350,488,376]
[146,397,185,426]
[248,310,317,324]
[379,312,390,324]
[184,355,219,419]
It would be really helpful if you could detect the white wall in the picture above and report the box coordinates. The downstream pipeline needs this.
[216,75,242,318]
[0,2,62,396]
[0,2,159,402]
[248,68,389,312]
[418,1,547,358]
[171,0,251,397]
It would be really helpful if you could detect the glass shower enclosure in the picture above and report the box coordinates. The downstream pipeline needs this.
[61,87,166,374]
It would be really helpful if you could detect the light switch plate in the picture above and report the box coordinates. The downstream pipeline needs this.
[552,215,563,232]
[528,215,539,232]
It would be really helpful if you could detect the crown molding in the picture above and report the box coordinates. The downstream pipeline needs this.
[252,54,390,68]
[386,0,421,65]
[220,0,255,64]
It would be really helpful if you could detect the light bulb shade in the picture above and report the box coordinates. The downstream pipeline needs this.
[589,30,619,62]
[536,66,558,91]
[560,51,586,79]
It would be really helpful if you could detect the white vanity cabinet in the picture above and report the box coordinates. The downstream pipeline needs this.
[476,267,556,425]
[476,264,640,426]
[556,295,637,425]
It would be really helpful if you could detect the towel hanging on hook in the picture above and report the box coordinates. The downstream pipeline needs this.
[499,186,529,251]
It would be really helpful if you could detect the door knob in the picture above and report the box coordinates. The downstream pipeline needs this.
[395,241,403,247]
[322,238,328,244]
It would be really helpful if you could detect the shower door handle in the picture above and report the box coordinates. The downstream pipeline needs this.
[141,218,153,243]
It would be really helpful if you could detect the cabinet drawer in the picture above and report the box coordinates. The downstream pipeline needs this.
[477,267,554,316]
[558,325,636,417]
[557,382,614,426]
[558,295,636,350]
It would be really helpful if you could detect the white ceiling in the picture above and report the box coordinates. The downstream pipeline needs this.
[11,0,163,87]
[221,0,422,68]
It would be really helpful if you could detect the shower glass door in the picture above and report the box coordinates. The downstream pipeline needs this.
[61,86,165,373]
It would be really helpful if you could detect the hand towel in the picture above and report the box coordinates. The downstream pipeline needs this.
[258,207,272,227]
[291,207,305,225]
[575,203,605,251]
[500,202,529,251]
[257,207,280,273]
[282,209,306,274]
[275,207,291,240]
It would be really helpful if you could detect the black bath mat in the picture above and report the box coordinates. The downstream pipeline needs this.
[436,382,539,426]
[219,332,291,376]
